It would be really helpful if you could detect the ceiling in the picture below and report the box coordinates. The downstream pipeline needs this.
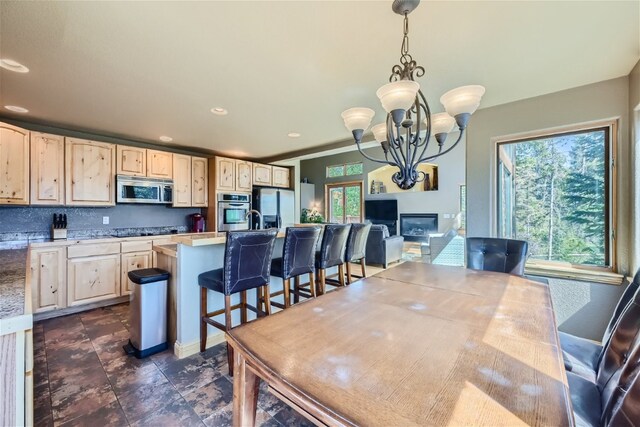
[0,1,638,159]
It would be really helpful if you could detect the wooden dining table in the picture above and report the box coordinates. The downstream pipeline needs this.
[226,262,574,426]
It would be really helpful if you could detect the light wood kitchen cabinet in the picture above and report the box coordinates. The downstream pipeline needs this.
[272,166,291,188]
[147,149,173,179]
[215,156,235,191]
[117,145,146,176]
[172,154,192,207]
[235,160,253,192]
[30,133,65,205]
[120,251,152,296]
[0,122,29,205]
[65,138,116,206]
[192,156,208,207]
[30,247,66,313]
[67,253,121,306]
[253,163,272,186]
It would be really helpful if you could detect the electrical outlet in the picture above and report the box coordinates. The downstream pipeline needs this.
[102,216,109,225]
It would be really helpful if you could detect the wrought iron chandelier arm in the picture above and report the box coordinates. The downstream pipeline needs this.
[355,141,398,166]
[418,128,465,162]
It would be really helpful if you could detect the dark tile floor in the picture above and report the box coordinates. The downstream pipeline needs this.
[34,303,312,426]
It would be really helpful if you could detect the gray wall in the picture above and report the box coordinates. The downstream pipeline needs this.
[300,135,466,233]
[0,205,201,234]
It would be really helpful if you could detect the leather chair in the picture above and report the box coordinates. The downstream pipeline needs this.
[344,223,372,284]
[365,224,404,268]
[561,270,640,378]
[198,229,278,376]
[315,224,351,294]
[265,226,321,309]
[566,283,640,426]
[466,237,528,276]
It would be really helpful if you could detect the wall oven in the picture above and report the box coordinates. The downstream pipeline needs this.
[217,193,250,231]
[117,175,173,204]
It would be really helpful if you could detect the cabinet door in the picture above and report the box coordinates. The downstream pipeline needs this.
[67,254,120,306]
[30,247,66,313]
[121,251,151,296]
[117,145,146,176]
[235,160,253,192]
[172,154,192,207]
[272,166,290,188]
[147,150,173,179]
[215,156,235,191]
[192,157,208,207]
[30,132,65,205]
[65,138,116,206]
[0,122,29,205]
[252,163,272,186]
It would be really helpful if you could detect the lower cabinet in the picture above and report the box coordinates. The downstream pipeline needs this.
[67,254,121,306]
[30,248,67,313]
[120,251,152,296]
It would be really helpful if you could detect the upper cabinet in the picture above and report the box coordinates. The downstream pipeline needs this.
[235,160,253,192]
[215,156,235,192]
[191,157,208,207]
[65,138,116,206]
[147,149,173,179]
[30,133,65,205]
[172,154,192,207]
[117,145,146,176]
[253,163,272,187]
[0,122,30,205]
[272,166,291,188]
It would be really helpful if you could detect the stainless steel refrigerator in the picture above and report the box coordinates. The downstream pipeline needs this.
[251,188,295,230]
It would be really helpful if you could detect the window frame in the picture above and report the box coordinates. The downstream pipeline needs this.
[325,162,363,178]
[492,120,618,276]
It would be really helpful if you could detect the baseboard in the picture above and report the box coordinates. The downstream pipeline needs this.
[33,296,129,322]
[174,331,226,359]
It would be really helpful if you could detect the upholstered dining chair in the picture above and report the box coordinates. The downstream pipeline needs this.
[344,223,372,284]
[198,229,278,376]
[315,224,351,294]
[466,237,528,276]
[264,225,321,309]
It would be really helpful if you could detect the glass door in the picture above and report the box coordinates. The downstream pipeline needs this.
[325,182,363,224]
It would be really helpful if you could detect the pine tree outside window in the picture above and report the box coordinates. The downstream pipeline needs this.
[496,123,615,270]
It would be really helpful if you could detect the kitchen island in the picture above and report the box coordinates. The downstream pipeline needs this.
[162,231,331,358]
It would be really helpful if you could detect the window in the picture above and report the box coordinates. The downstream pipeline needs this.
[496,124,615,269]
[326,162,363,178]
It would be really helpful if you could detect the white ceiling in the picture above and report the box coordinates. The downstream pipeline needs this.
[0,1,638,159]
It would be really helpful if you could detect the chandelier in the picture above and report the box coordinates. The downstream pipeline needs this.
[341,0,485,190]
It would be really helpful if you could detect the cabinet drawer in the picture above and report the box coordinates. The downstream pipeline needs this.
[121,240,152,253]
[67,242,120,258]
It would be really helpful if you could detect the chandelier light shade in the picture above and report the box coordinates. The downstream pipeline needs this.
[341,0,485,190]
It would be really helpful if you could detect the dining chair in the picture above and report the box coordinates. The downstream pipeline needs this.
[263,225,321,309]
[566,283,640,426]
[561,269,640,377]
[344,223,372,284]
[198,229,278,376]
[466,237,528,276]
[315,224,351,295]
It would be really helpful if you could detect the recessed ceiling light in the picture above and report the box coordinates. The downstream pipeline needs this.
[211,107,228,116]
[0,59,29,73]
[159,136,173,142]
[5,105,28,113]
[287,132,301,138]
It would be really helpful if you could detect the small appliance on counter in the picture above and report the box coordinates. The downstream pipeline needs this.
[52,213,68,240]
[190,213,205,233]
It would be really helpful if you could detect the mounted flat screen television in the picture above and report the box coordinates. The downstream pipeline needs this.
[364,199,398,221]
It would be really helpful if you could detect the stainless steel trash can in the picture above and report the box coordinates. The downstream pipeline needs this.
[124,268,170,358]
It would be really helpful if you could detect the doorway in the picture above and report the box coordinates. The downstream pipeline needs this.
[325,181,364,224]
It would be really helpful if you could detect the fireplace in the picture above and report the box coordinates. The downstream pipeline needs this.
[400,214,438,242]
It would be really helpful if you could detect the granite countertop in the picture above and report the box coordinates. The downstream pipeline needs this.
[173,231,286,247]
[0,248,28,320]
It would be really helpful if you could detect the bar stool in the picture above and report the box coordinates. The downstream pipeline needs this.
[198,229,278,376]
[264,226,322,309]
[344,223,372,284]
[315,224,351,295]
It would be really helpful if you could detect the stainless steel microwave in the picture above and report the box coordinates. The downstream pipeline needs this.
[116,175,173,204]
